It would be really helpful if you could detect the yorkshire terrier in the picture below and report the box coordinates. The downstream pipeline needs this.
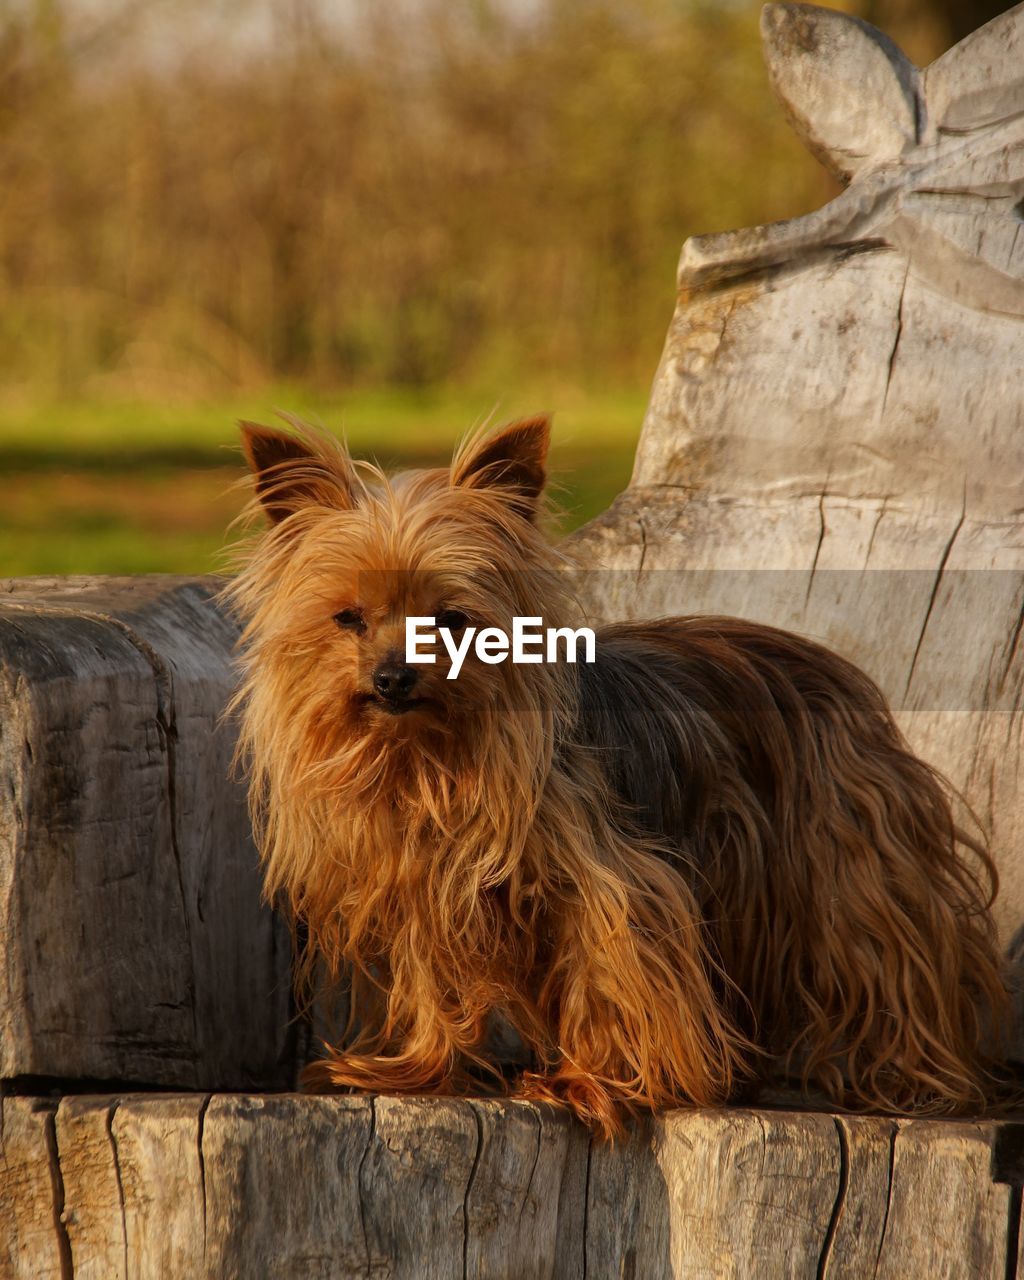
[226,413,1008,1137]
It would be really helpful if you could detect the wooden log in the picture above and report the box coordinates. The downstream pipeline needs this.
[0,576,293,1089]
[3,1094,1021,1279]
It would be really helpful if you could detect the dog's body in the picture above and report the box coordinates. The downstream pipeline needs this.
[228,415,1007,1136]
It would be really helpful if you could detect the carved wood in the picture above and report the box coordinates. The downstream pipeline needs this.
[568,2,1024,969]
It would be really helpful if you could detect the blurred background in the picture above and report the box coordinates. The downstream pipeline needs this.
[0,0,1009,573]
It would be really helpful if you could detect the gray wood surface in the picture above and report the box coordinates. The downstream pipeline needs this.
[0,576,292,1088]
[567,3,1024,973]
[3,1094,1020,1279]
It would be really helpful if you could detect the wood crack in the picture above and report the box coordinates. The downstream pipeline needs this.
[817,1117,849,1279]
[635,517,649,584]
[881,263,910,418]
[109,617,200,1061]
[40,1102,74,1280]
[806,478,830,605]
[197,1093,211,1263]
[519,1106,543,1226]
[903,494,967,702]
[864,496,890,567]
[1004,1185,1022,1280]
[357,1097,376,1278]
[106,1101,128,1280]
[462,1102,485,1280]
[872,1122,899,1276]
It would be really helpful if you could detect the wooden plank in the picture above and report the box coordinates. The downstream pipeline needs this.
[55,1095,128,1280]
[874,1120,1012,1280]
[5,1094,1024,1277]
[0,576,292,1088]
[655,1109,840,1279]
[0,1096,69,1280]
[202,1092,372,1278]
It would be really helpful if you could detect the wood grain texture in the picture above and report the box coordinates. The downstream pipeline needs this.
[567,4,1024,989]
[656,1109,839,1279]
[0,576,292,1088]
[202,1093,371,1277]
[875,1120,1013,1280]
[56,1095,131,1280]
[0,1096,69,1280]
[4,1096,1021,1279]
[823,1116,896,1276]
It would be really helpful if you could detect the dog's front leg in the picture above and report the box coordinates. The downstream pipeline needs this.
[514,850,747,1138]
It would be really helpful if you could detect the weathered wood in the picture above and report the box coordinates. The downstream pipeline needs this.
[56,1095,132,1279]
[0,1096,68,1280]
[3,1095,1021,1279]
[363,1097,479,1277]
[567,3,1024,976]
[0,576,292,1088]
[585,1115,672,1276]
[463,1099,583,1280]
[824,1116,895,1275]
[114,1095,207,1279]
[875,1120,1012,1280]
[3,7,1024,1280]
[203,1093,371,1277]
[656,1110,839,1279]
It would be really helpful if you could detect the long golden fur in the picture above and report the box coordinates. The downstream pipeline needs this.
[224,414,1008,1138]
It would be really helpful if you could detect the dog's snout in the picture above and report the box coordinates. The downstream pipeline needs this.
[372,661,419,703]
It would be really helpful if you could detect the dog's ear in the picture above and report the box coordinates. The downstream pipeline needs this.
[451,415,550,521]
[240,419,358,524]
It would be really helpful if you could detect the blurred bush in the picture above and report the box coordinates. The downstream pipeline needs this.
[0,0,846,403]
[0,0,996,572]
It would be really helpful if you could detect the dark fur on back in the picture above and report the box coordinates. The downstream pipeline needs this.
[575,616,1007,1105]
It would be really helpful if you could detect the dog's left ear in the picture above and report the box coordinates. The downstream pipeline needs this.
[451,415,550,521]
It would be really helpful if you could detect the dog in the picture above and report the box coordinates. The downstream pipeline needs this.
[225,413,1008,1137]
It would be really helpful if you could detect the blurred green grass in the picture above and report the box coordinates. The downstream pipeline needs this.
[0,383,644,575]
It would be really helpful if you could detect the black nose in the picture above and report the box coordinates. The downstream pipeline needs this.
[372,662,419,703]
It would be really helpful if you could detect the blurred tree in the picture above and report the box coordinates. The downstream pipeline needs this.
[862,0,1014,59]
[2,0,1011,405]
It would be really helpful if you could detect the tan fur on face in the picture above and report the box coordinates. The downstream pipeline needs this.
[224,415,1008,1138]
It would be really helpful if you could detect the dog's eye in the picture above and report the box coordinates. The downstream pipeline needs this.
[333,607,367,634]
[436,609,468,632]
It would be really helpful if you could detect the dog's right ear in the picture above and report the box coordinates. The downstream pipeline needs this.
[240,420,358,524]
